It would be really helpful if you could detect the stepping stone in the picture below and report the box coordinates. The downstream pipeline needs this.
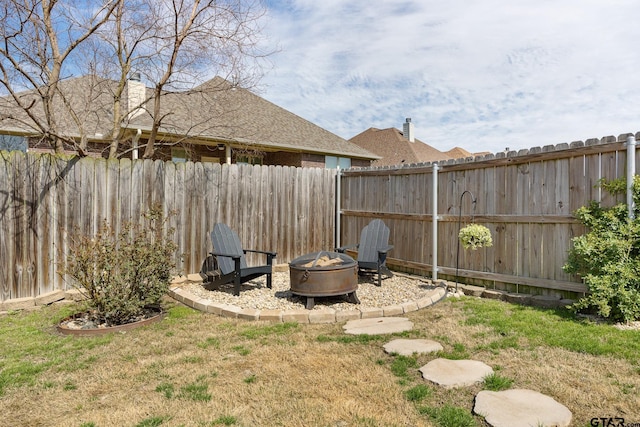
[383,339,443,356]
[343,317,413,335]
[474,389,572,427]
[419,358,493,388]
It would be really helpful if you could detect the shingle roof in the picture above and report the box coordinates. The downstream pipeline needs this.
[349,127,488,166]
[444,147,472,158]
[0,75,119,139]
[0,75,377,160]
[348,127,452,166]
[127,76,377,159]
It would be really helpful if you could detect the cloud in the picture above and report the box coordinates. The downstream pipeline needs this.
[259,0,640,154]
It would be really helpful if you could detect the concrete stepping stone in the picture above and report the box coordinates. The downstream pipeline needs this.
[383,339,443,356]
[419,358,493,388]
[343,317,413,335]
[474,389,572,427]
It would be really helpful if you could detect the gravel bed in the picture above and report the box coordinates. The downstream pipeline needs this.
[180,271,441,311]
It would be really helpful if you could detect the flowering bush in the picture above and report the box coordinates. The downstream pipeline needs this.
[458,224,493,250]
[62,206,178,326]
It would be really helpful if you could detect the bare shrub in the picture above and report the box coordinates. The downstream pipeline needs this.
[62,205,178,325]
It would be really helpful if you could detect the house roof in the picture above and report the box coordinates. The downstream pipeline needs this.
[0,75,119,140]
[444,146,490,159]
[127,76,377,159]
[348,127,451,166]
[0,75,378,160]
[349,126,488,166]
[444,147,472,158]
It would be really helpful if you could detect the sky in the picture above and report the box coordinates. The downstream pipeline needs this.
[257,0,640,155]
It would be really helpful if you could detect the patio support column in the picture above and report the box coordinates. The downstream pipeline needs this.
[132,129,141,160]
[627,135,636,219]
[225,145,231,164]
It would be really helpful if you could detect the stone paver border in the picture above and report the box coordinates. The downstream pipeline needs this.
[167,273,447,323]
[3,268,570,318]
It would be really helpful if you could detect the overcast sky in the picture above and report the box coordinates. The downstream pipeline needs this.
[257,0,640,155]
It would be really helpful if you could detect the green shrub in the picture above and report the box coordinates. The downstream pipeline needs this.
[564,176,640,322]
[62,206,178,326]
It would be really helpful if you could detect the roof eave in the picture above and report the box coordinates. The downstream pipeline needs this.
[122,124,381,160]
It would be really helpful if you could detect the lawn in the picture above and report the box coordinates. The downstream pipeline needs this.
[0,296,638,426]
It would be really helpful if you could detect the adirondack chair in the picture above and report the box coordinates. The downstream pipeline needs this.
[336,219,394,286]
[204,223,276,296]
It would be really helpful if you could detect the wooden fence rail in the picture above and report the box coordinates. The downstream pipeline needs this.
[0,135,637,303]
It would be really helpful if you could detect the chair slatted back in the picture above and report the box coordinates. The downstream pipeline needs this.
[211,223,248,275]
[357,219,390,263]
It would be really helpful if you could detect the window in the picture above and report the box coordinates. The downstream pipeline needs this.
[325,156,351,169]
[0,135,27,152]
[236,154,263,165]
[201,156,221,163]
[171,148,187,163]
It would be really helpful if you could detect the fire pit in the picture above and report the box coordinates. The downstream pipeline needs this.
[289,251,360,309]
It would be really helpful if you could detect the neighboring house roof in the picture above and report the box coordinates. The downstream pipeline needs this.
[444,147,472,158]
[349,127,451,166]
[445,146,490,159]
[0,75,378,160]
[349,126,487,167]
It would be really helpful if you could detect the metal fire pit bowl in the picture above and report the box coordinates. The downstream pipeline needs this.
[289,251,360,309]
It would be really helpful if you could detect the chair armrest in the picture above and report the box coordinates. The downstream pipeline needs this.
[244,249,277,257]
[210,251,242,259]
[243,249,277,266]
[377,245,394,254]
[335,244,358,253]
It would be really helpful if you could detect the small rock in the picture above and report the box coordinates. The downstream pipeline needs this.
[81,321,98,330]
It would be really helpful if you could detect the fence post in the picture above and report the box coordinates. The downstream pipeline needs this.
[336,167,341,249]
[627,135,636,219]
[432,163,438,281]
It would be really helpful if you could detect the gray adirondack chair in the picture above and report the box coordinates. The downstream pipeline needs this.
[203,223,276,296]
[336,219,393,286]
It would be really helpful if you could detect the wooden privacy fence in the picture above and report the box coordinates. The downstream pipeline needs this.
[0,152,336,302]
[1,135,637,303]
[339,135,637,297]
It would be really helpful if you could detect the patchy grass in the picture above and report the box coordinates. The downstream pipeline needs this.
[0,296,639,426]
[405,384,433,402]
[461,297,640,362]
[435,342,470,360]
[419,404,477,427]
[390,355,420,380]
[0,304,112,396]
[134,416,171,427]
[482,372,514,391]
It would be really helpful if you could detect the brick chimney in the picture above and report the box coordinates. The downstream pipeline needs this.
[402,118,414,142]
[126,73,146,120]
